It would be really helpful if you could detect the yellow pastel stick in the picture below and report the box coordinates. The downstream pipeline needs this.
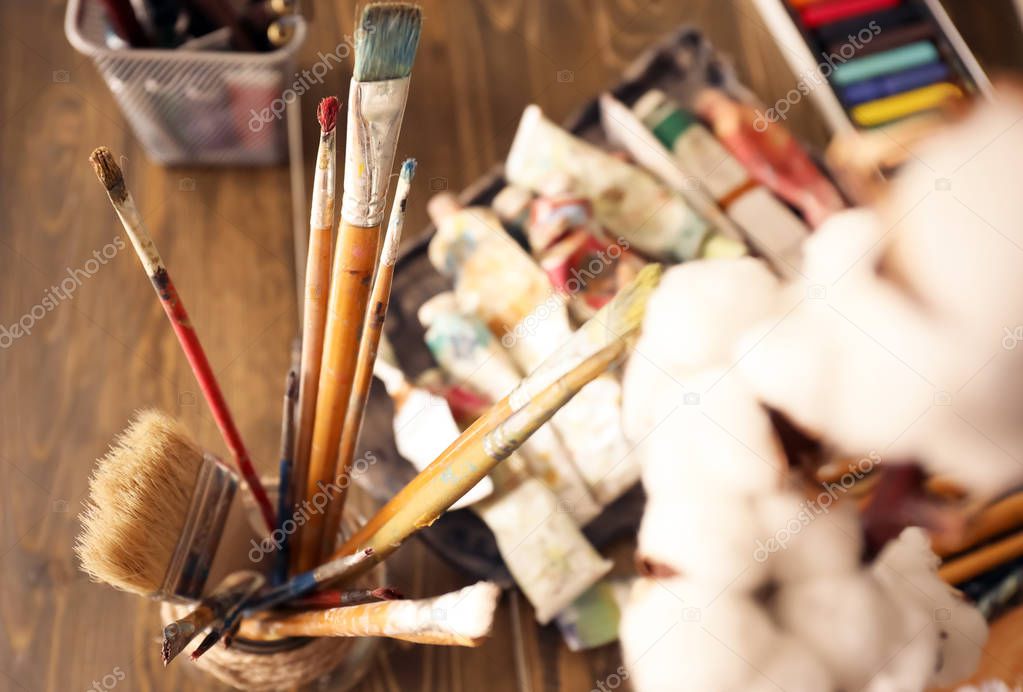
[852,82,963,128]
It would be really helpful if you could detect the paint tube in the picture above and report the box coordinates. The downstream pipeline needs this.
[427,199,641,506]
[601,90,809,277]
[419,293,601,524]
[694,88,845,229]
[505,105,716,262]
[529,194,647,321]
[472,457,613,624]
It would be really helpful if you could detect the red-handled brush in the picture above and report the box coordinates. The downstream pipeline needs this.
[89,146,275,532]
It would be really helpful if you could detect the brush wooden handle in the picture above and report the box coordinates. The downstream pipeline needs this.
[939,530,1023,585]
[152,272,277,532]
[238,608,484,647]
[933,491,1023,557]
[323,342,627,588]
[320,161,414,558]
[295,219,380,571]
[320,261,393,555]
[291,218,333,570]
[90,147,276,532]
[239,582,497,646]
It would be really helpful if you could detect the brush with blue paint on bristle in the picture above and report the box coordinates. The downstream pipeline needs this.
[296,2,422,572]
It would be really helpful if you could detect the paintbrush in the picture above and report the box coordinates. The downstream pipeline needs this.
[273,354,299,586]
[297,2,422,571]
[319,158,417,557]
[318,265,660,585]
[372,346,495,510]
[290,96,340,574]
[189,547,378,655]
[75,411,259,600]
[238,581,500,647]
[161,571,265,665]
[288,586,404,609]
[89,147,275,532]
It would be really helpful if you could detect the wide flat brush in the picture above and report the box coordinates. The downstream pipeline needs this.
[89,147,275,532]
[291,97,340,574]
[320,158,417,556]
[297,2,422,570]
[75,411,255,600]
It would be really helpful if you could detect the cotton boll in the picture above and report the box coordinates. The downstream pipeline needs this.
[754,492,863,582]
[638,258,782,373]
[744,633,834,692]
[637,496,770,592]
[871,527,938,578]
[621,578,778,692]
[870,528,987,687]
[882,98,1023,332]
[621,344,689,444]
[931,601,987,687]
[799,208,887,285]
[739,243,940,464]
[638,370,788,499]
[775,572,895,691]
[862,591,939,692]
[737,304,834,440]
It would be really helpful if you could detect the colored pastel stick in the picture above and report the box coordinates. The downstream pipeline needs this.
[826,21,933,58]
[800,0,900,28]
[851,82,962,127]
[833,41,939,86]
[842,61,949,105]
[813,3,919,46]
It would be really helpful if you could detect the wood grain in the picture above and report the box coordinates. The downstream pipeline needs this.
[0,1,1020,690]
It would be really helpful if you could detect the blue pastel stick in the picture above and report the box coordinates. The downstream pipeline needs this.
[833,41,940,86]
[842,61,950,106]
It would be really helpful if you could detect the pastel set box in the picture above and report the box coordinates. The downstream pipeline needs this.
[753,0,993,133]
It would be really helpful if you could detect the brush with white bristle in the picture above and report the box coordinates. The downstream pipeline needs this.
[238,581,501,647]
[75,411,259,601]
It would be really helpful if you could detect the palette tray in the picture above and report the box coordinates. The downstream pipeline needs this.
[352,26,762,584]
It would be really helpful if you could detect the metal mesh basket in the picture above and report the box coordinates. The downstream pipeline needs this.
[65,0,307,165]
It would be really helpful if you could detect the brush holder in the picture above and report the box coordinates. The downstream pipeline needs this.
[161,485,385,691]
[65,0,306,165]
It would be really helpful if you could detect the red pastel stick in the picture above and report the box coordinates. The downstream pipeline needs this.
[800,0,900,28]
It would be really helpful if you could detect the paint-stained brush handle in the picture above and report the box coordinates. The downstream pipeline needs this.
[320,158,417,557]
[89,147,276,533]
[295,219,380,572]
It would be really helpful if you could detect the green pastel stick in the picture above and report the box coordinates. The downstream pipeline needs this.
[833,41,940,87]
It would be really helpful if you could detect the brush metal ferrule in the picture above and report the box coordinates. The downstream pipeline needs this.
[310,129,336,231]
[159,453,239,602]
[341,77,411,228]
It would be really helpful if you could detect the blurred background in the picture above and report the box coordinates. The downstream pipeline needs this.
[2,1,1022,690]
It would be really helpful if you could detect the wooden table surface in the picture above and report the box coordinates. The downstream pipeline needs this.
[2,1,1022,690]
